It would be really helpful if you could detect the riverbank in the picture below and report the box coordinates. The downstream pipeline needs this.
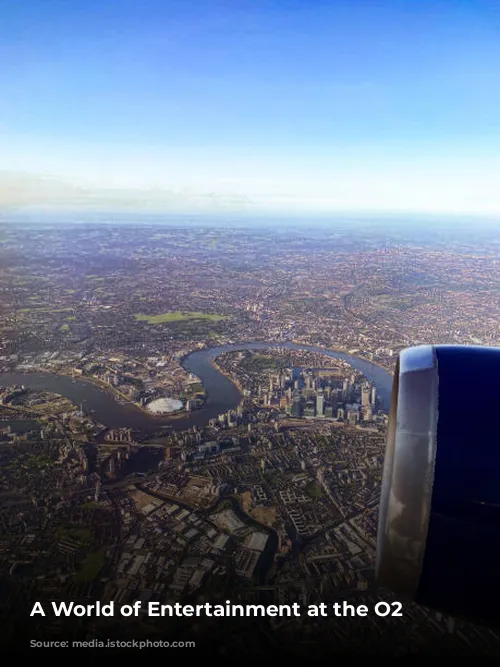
[211,358,245,404]
[183,341,394,413]
[74,372,204,422]
[3,367,193,422]
[0,342,394,432]
[70,373,156,416]
[289,339,395,374]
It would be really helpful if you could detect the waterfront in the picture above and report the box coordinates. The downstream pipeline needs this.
[0,342,394,433]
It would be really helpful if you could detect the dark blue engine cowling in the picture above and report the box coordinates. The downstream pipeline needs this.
[376,345,500,625]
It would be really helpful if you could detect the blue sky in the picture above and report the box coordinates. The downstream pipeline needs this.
[2,1,500,214]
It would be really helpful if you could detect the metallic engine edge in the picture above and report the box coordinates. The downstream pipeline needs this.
[376,345,439,599]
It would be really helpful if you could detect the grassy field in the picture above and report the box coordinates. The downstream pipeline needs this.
[134,311,226,324]
[73,550,106,582]
[305,481,324,499]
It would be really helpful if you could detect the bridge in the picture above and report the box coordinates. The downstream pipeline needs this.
[99,440,169,449]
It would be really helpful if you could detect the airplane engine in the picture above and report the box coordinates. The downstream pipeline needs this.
[376,345,500,624]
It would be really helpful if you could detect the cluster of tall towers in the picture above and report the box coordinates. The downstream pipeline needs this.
[259,370,378,422]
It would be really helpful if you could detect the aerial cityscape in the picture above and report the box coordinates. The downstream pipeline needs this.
[1,219,500,655]
[3,0,500,656]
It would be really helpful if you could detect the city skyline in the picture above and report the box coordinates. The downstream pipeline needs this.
[1,221,499,654]
[2,1,500,216]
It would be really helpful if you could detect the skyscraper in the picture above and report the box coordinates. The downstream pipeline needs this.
[291,394,302,417]
[361,384,370,407]
[342,379,349,399]
[316,390,324,416]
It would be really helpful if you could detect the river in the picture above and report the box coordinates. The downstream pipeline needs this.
[0,342,394,434]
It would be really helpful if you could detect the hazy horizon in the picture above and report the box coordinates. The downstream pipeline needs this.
[2,207,500,235]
